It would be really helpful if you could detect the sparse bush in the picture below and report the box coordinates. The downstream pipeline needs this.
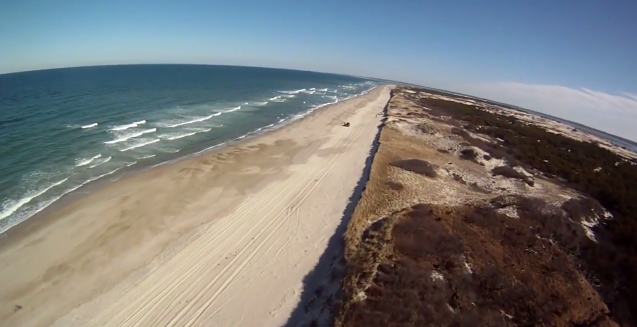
[561,197,606,222]
[390,159,437,177]
[492,165,525,179]
[451,127,466,135]
[492,166,534,186]
[342,202,605,327]
[338,88,637,327]
[460,148,477,161]
[416,90,637,324]
[385,181,404,191]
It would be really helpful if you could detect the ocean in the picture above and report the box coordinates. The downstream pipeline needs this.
[0,64,378,233]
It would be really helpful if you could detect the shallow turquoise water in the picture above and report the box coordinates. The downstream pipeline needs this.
[0,64,378,232]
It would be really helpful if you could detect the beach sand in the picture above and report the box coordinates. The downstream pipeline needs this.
[0,86,391,327]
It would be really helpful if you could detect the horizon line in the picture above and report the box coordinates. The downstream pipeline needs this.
[1,62,633,145]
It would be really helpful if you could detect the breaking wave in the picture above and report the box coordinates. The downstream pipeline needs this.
[110,120,147,131]
[104,128,157,144]
[0,178,69,221]
[161,128,211,141]
[278,89,306,94]
[89,156,112,168]
[120,139,160,151]
[81,123,98,129]
[76,154,102,167]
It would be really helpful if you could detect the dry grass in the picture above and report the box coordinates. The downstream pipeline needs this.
[492,165,534,186]
[334,87,622,327]
[390,159,437,177]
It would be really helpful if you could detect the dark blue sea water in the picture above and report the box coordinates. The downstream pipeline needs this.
[0,65,378,233]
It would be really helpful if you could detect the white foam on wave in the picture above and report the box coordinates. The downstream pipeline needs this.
[318,88,328,92]
[81,123,98,129]
[160,128,212,141]
[120,139,160,151]
[89,156,112,168]
[34,167,123,213]
[75,154,102,167]
[0,177,69,221]
[301,90,316,94]
[255,101,268,106]
[104,128,157,144]
[0,166,132,233]
[283,94,295,98]
[223,106,242,113]
[128,86,377,180]
[279,89,306,94]
[162,114,219,128]
[110,120,147,131]
[137,154,156,160]
[173,89,355,167]
[270,96,282,101]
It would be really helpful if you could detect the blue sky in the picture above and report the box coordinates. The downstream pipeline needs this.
[2,0,637,139]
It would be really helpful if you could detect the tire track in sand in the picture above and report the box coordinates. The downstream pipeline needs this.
[207,112,376,316]
[79,88,387,327]
[92,141,342,326]
[109,166,324,326]
[171,113,372,327]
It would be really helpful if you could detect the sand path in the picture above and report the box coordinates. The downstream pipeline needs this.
[0,86,390,327]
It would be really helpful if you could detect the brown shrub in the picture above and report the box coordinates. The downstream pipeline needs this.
[385,181,404,191]
[337,88,630,327]
[390,159,437,177]
[341,202,610,327]
[492,166,534,186]
[561,197,606,223]
[460,148,477,161]
[451,127,466,135]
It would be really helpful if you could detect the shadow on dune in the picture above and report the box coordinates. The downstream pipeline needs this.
[281,91,391,327]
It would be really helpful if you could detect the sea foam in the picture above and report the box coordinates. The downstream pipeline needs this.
[279,89,306,94]
[0,178,69,221]
[136,154,156,160]
[163,114,217,128]
[89,156,112,168]
[76,154,102,167]
[81,123,98,129]
[160,128,212,141]
[104,128,157,144]
[223,106,242,113]
[121,139,160,151]
[110,120,146,131]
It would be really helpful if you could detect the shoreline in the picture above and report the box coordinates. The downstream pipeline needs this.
[0,85,391,327]
[0,87,377,241]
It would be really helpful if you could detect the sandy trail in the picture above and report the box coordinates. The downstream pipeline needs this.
[0,86,390,327]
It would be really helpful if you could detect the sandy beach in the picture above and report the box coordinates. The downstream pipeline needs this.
[0,86,391,327]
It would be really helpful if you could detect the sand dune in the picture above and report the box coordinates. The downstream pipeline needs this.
[0,86,391,327]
